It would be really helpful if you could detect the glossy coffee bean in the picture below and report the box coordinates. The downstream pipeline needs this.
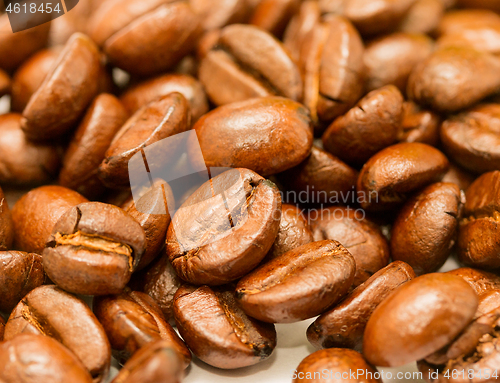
[363,273,478,367]
[441,104,500,174]
[364,33,434,92]
[322,85,404,167]
[190,0,251,31]
[120,73,208,122]
[21,33,101,141]
[59,94,128,199]
[167,168,281,285]
[0,186,13,251]
[110,340,184,383]
[0,68,9,97]
[199,24,302,106]
[0,251,45,311]
[278,146,358,205]
[458,171,500,269]
[0,113,62,185]
[249,0,299,37]
[301,15,364,126]
[293,348,382,383]
[94,290,191,367]
[398,0,444,35]
[398,101,440,146]
[447,267,500,297]
[236,240,355,323]
[441,163,475,192]
[0,334,93,383]
[407,47,500,113]
[391,183,464,275]
[357,142,449,211]
[11,186,88,254]
[43,202,146,295]
[193,97,312,176]
[174,284,277,369]
[5,285,111,383]
[99,92,190,188]
[436,9,500,37]
[308,261,415,351]
[310,206,390,287]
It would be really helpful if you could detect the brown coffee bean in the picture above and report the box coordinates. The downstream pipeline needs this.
[307,261,416,351]
[391,183,464,275]
[442,162,475,192]
[458,171,500,269]
[363,273,478,367]
[293,348,382,383]
[437,9,500,36]
[11,185,88,254]
[310,206,390,287]
[0,251,45,311]
[43,202,146,295]
[120,73,208,122]
[357,142,449,211]
[174,284,277,369]
[301,15,364,126]
[441,104,500,174]
[278,146,359,205]
[93,290,191,367]
[398,101,440,146]
[5,285,111,383]
[236,240,355,323]
[0,113,62,185]
[455,0,500,12]
[10,47,61,112]
[89,1,201,76]
[110,340,183,383]
[99,92,190,188]
[0,334,93,383]
[167,168,281,285]
[0,15,50,72]
[364,33,433,93]
[447,267,500,297]
[21,33,101,141]
[0,68,9,97]
[190,0,251,31]
[249,0,299,37]
[199,24,302,106]
[322,85,404,166]
[59,94,128,199]
[0,186,13,251]
[193,97,312,176]
[407,47,500,113]
[397,0,444,35]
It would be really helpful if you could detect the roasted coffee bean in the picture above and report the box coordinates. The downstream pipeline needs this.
[190,0,251,31]
[199,24,302,106]
[0,334,93,383]
[301,15,364,126]
[307,261,415,351]
[397,0,444,34]
[5,285,111,383]
[310,206,390,287]
[0,186,13,251]
[455,0,500,12]
[167,168,281,285]
[236,240,355,323]
[249,0,299,37]
[364,33,434,92]
[391,183,464,275]
[120,73,208,122]
[99,92,190,188]
[174,284,277,369]
[93,290,191,367]
[43,202,146,295]
[110,340,184,383]
[458,171,500,269]
[193,97,312,176]
[357,142,449,211]
[278,146,358,205]
[11,186,88,254]
[447,267,500,297]
[293,348,382,383]
[0,113,62,185]
[407,47,500,113]
[398,101,440,146]
[89,0,202,76]
[0,68,9,97]
[21,33,102,141]
[322,85,404,166]
[441,163,475,191]
[59,94,128,199]
[437,9,500,36]
[363,273,478,367]
[441,104,500,174]
[0,251,45,311]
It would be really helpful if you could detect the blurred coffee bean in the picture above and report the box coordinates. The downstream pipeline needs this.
[249,0,299,37]
[0,68,9,97]
[0,186,13,251]
[398,0,444,34]
[398,101,440,146]
[190,0,251,31]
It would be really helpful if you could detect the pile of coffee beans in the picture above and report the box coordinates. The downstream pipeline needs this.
[1,0,500,382]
